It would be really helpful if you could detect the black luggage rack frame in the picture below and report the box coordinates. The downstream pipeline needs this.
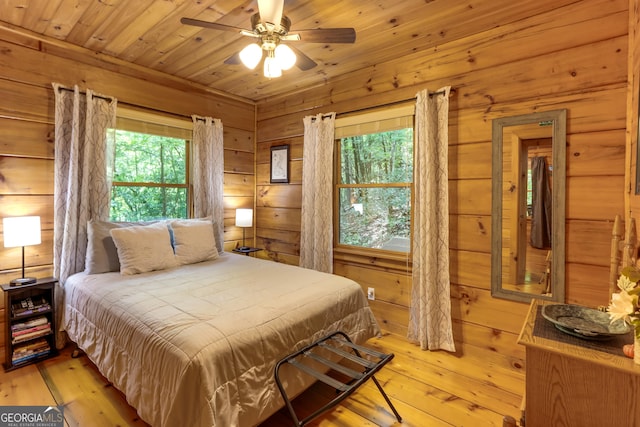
[274,331,402,426]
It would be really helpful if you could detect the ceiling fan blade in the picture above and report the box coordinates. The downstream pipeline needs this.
[288,45,317,71]
[224,52,242,65]
[292,28,356,44]
[240,29,260,38]
[180,17,245,33]
[281,34,301,41]
[257,0,284,27]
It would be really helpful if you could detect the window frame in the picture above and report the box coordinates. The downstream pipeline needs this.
[110,107,193,221]
[333,104,415,258]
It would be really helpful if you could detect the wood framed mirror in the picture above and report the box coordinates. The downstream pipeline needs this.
[491,109,566,303]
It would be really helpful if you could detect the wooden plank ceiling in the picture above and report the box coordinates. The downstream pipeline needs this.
[0,0,577,102]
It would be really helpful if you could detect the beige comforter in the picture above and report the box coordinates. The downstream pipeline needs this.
[64,254,379,427]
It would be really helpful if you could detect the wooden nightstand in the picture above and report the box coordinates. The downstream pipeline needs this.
[2,277,58,371]
[518,299,640,426]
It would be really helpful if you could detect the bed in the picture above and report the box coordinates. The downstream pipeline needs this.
[64,251,379,427]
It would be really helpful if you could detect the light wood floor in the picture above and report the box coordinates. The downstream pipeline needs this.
[0,333,524,426]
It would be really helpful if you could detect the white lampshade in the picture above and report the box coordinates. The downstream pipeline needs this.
[263,54,282,78]
[3,216,41,248]
[235,209,253,228]
[274,44,296,70]
[239,43,263,70]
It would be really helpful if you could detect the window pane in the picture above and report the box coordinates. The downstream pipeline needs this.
[338,187,411,252]
[340,128,413,184]
[114,130,186,184]
[110,186,187,221]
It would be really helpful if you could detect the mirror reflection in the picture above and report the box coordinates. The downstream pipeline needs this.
[491,110,566,303]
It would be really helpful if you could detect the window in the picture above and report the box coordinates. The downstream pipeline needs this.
[335,105,414,253]
[110,109,192,222]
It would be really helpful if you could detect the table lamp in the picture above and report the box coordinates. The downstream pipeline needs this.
[235,209,253,250]
[3,216,41,286]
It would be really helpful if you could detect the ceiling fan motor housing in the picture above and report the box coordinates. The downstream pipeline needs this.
[251,13,291,36]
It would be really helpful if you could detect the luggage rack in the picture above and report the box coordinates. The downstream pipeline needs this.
[274,331,402,426]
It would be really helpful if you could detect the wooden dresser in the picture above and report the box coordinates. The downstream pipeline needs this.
[518,299,640,427]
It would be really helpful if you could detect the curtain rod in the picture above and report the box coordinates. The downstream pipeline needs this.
[55,85,205,122]
[57,84,454,124]
[311,87,456,121]
[56,85,115,103]
[336,87,455,118]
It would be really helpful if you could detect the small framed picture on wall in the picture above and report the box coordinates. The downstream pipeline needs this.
[270,145,289,183]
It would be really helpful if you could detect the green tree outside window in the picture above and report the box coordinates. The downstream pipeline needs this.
[110,130,188,221]
[337,128,413,252]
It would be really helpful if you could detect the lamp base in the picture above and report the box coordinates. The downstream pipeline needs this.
[10,277,37,286]
[237,246,251,251]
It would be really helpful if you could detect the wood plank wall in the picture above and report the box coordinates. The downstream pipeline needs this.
[255,0,629,381]
[628,0,640,218]
[0,0,633,401]
[0,26,256,359]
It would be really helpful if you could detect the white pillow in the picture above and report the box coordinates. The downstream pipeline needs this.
[110,222,177,275]
[85,219,158,274]
[170,219,219,265]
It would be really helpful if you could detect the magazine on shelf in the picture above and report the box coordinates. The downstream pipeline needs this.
[11,316,48,331]
[12,324,51,344]
[12,322,51,337]
[12,348,50,364]
[12,296,51,317]
[12,338,50,364]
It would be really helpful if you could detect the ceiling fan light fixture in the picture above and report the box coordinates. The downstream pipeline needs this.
[239,43,262,69]
[264,53,282,78]
[274,44,296,70]
[181,0,356,76]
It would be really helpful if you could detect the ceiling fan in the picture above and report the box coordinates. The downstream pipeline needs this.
[180,0,356,78]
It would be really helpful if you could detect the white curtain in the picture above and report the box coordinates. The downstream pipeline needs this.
[408,87,456,351]
[191,116,224,253]
[300,113,336,273]
[52,83,117,346]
